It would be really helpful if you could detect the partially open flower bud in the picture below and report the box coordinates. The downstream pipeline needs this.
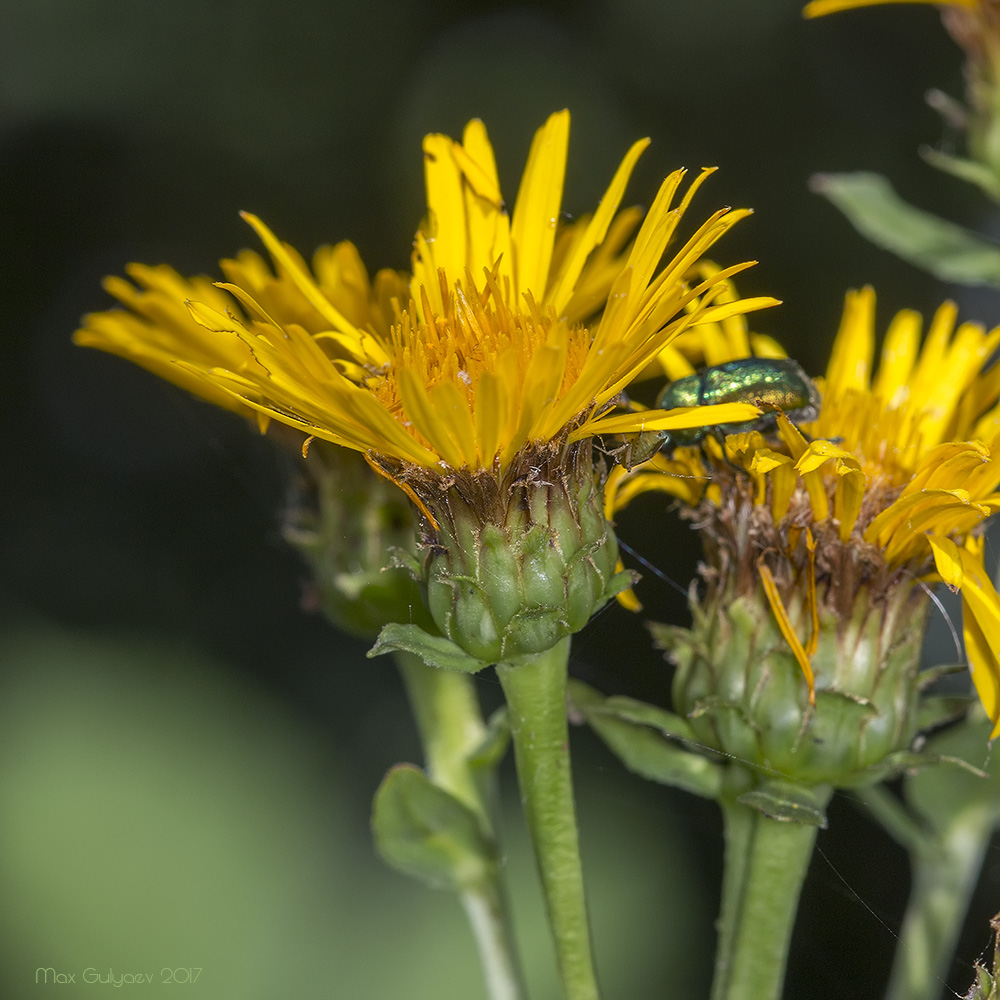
[285,442,433,639]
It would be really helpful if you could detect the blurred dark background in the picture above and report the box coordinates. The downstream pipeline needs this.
[4,1,1000,997]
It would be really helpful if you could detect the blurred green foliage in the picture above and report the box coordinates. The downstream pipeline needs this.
[0,628,709,998]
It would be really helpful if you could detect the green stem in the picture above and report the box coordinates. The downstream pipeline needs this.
[395,651,526,1000]
[712,776,831,1000]
[496,638,600,1000]
[885,812,992,1000]
[712,773,757,1000]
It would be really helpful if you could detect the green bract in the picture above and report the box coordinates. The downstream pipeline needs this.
[419,445,633,664]
[658,582,927,787]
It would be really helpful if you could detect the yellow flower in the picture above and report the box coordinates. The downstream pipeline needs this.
[611,287,1000,741]
[77,111,775,482]
[75,240,408,429]
[804,0,977,16]
[803,0,999,88]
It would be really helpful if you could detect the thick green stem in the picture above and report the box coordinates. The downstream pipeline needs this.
[712,773,757,1000]
[395,651,526,1000]
[712,776,831,1000]
[885,814,992,1000]
[496,638,600,1000]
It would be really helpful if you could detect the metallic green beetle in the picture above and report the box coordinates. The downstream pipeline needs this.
[627,357,820,465]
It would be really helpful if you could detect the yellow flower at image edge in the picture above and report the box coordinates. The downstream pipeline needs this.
[803,0,977,18]
[76,111,777,664]
[612,287,1000,772]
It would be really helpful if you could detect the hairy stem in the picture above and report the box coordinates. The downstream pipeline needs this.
[496,638,600,1000]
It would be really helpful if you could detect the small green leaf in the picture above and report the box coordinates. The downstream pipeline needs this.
[567,680,722,799]
[600,696,697,742]
[905,715,1000,831]
[915,695,973,731]
[811,171,1000,286]
[372,764,495,891]
[921,146,1000,203]
[736,781,829,828]
[567,679,695,741]
[588,714,723,798]
[648,621,697,655]
[367,623,488,673]
[856,749,989,787]
[467,707,510,771]
[917,662,966,690]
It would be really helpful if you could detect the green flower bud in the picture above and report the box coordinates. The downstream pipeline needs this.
[416,443,633,664]
[660,566,927,788]
[284,442,433,639]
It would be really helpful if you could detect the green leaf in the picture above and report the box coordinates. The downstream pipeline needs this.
[466,706,510,771]
[915,695,973,731]
[736,781,829,828]
[917,662,966,690]
[567,680,722,799]
[372,764,495,891]
[905,715,1000,832]
[855,749,989,787]
[921,146,1000,203]
[811,171,1000,286]
[367,623,487,673]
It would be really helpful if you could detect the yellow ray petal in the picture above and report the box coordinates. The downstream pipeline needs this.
[957,543,1000,737]
[759,557,816,705]
[509,110,570,302]
[547,137,650,315]
[420,132,470,288]
[428,378,479,468]
[396,365,466,469]
[825,286,874,396]
[871,308,920,405]
[962,608,1000,740]
[579,401,763,438]
[804,0,972,15]
[804,529,820,659]
[239,213,366,342]
[474,368,509,471]
[927,534,963,589]
[455,119,503,206]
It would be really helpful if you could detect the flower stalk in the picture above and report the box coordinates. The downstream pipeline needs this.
[396,651,526,1000]
[496,638,600,1000]
[712,770,832,1000]
[885,821,991,1000]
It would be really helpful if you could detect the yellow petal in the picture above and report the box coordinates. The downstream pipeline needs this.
[833,460,866,540]
[956,544,1000,737]
[804,529,820,659]
[509,109,570,302]
[240,213,365,341]
[962,608,1000,741]
[759,558,816,705]
[928,534,964,589]
[474,369,508,470]
[825,286,874,396]
[871,308,920,405]
[428,378,479,468]
[454,119,503,206]
[547,136,650,316]
[804,0,971,15]
[396,366,466,468]
[580,401,763,438]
